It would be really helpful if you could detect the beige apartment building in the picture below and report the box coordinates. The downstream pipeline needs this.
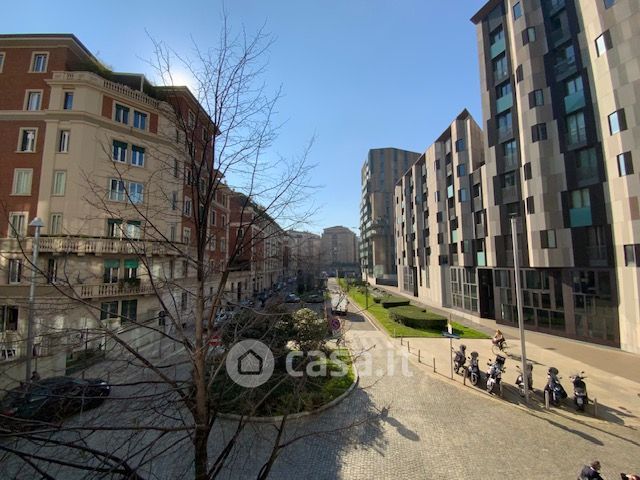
[0,34,248,370]
[321,226,358,275]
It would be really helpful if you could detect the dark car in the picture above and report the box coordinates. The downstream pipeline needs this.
[1,376,110,426]
[285,293,300,303]
[305,294,325,303]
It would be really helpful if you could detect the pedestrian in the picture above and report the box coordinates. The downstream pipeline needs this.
[578,460,603,480]
[30,370,41,382]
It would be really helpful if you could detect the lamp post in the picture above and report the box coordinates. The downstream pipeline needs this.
[510,215,529,402]
[25,217,44,384]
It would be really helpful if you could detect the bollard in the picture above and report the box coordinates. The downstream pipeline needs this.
[593,398,598,418]
[544,390,550,409]
[394,328,396,338]
[418,350,421,363]
[433,357,436,373]
[400,337,404,346]
[407,341,410,353]
[463,369,467,386]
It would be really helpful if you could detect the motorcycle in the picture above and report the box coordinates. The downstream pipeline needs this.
[486,354,506,395]
[453,344,467,375]
[466,351,480,386]
[515,363,534,397]
[544,367,567,406]
[570,371,588,412]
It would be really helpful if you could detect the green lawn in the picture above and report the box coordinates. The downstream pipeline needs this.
[341,281,489,339]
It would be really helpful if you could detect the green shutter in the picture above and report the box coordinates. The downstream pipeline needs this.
[124,259,139,269]
[104,259,120,268]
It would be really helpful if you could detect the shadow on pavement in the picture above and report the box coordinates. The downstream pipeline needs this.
[379,406,420,441]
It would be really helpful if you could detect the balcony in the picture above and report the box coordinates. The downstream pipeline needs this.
[547,0,566,16]
[476,252,486,267]
[475,223,486,238]
[554,58,577,80]
[564,91,586,114]
[473,196,483,212]
[490,38,506,59]
[496,93,513,114]
[493,69,510,84]
[497,126,514,142]
[51,72,161,110]
[0,236,188,256]
[78,280,156,299]
[548,28,569,48]
[575,166,599,187]
[587,245,607,267]
[502,185,518,203]
[569,207,592,227]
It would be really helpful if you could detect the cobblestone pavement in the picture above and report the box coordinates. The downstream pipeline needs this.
[4,305,639,479]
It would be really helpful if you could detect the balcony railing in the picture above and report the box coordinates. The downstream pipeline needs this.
[496,93,513,114]
[493,69,510,84]
[78,280,156,299]
[0,236,187,256]
[497,126,514,142]
[564,91,586,114]
[490,38,506,59]
[587,245,607,267]
[52,71,161,110]
[476,252,486,267]
[554,58,577,79]
[569,207,592,227]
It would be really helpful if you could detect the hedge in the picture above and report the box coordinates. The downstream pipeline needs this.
[380,296,410,308]
[388,305,447,330]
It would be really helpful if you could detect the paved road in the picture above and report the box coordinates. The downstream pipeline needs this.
[3,294,640,479]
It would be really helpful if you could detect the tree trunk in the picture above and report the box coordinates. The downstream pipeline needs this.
[194,266,209,480]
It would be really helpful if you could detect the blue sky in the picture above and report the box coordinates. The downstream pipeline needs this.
[2,0,487,234]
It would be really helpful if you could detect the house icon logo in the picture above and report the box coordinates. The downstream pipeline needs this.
[238,349,263,375]
[226,340,274,388]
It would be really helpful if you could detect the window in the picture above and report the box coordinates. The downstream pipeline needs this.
[457,164,467,177]
[107,219,123,238]
[169,223,176,242]
[211,209,216,226]
[173,158,179,177]
[103,260,119,283]
[129,182,144,204]
[58,130,70,152]
[124,259,138,280]
[19,128,36,152]
[570,188,590,208]
[530,89,544,108]
[496,81,512,98]
[522,27,536,45]
[595,31,612,57]
[12,169,32,195]
[501,171,517,188]
[497,111,513,137]
[0,52,4,73]
[576,148,598,183]
[221,215,226,227]
[8,213,26,237]
[608,109,627,134]
[490,26,504,45]
[52,170,66,196]
[115,104,130,124]
[63,91,74,110]
[133,111,147,130]
[455,138,465,152]
[617,152,633,176]
[526,196,535,214]
[0,306,19,332]
[513,2,522,19]
[532,123,547,142]
[541,230,557,249]
[109,179,126,201]
[121,299,137,323]
[171,191,178,210]
[124,220,141,239]
[47,258,58,283]
[516,65,523,82]
[183,227,191,244]
[100,301,118,321]
[566,111,587,144]
[182,259,189,278]
[184,197,192,216]
[131,145,145,167]
[492,54,508,80]
[8,259,22,284]
[459,188,469,202]
[31,53,48,72]
[565,75,583,95]
[25,91,41,111]
[113,140,127,162]
[50,213,63,234]
[188,110,196,128]
[603,0,616,7]
[181,292,188,311]
[624,245,638,266]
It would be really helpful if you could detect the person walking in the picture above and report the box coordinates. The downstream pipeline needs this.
[578,460,604,480]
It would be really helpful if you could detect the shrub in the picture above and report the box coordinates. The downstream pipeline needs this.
[388,305,447,330]
[380,296,410,308]
[373,297,381,304]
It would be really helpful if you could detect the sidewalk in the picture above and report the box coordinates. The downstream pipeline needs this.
[364,283,640,426]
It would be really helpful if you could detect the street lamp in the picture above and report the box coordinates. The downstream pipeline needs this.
[25,217,44,384]
[510,214,529,402]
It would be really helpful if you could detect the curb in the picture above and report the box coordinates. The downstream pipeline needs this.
[218,348,360,424]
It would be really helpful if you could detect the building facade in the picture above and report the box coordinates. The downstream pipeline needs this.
[321,226,358,275]
[360,147,420,285]
[396,110,487,316]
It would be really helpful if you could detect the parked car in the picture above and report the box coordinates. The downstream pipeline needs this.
[1,376,110,427]
[285,293,301,303]
[305,294,324,303]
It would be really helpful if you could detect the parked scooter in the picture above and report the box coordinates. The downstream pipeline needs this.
[486,354,506,395]
[453,344,467,375]
[544,367,567,406]
[466,351,480,386]
[515,363,534,397]
[570,371,588,411]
